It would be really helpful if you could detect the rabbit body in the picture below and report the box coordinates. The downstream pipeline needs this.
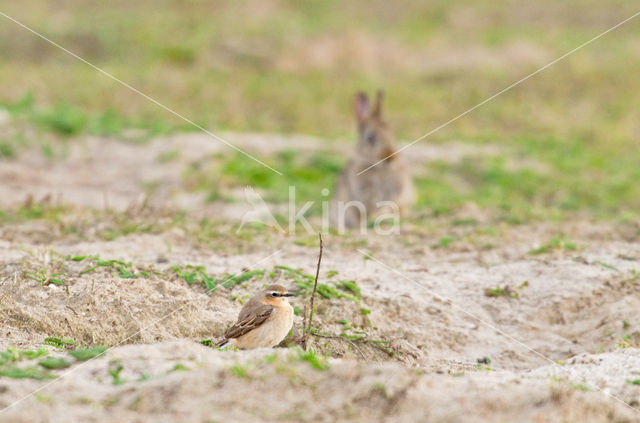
[331,91,414,229]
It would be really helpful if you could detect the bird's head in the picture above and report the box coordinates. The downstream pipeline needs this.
[262,284,293,305]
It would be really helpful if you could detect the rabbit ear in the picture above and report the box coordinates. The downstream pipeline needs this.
[354,92,370,123]
[372,90,384,119]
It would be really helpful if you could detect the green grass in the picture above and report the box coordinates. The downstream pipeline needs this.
[0,347,53,380]
[38,356,72,369]
[1,94,174,140]
[43,337,77,350]
[529,236,578,255]
[0,203,68,224]
[0,1,639,222]
[183,149,342,214]
[295,349,329,371]
[274,265,361,302]
[108,363,126,385]
[0,347,48,365]
[1,1,638,141]
[229,364,250,379]
[484,285,519,298]
[0,366,54,380]
[0,139,16,158]
[170,264,265,292]
[69,346,108,361]
[181,142,640,222]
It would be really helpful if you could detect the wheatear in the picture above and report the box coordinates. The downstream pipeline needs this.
[217,284,294,349]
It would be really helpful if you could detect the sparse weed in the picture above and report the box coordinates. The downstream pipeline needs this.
[0,347,48,364]
[69,346,108,361]
[38,356,72,370]
[170,264,265,292]
[0,347,54,380]
[529,237,577,255]
[43,337,77,350]
[171,363,189,372]
[595,261,620,272]
[294,349,329,371]
[484,285,519,298]
[24,269,66,286]
[0,366,54,380]
[108,363,126,385]
[230,364,250,378]
[275,265,360,302]
[75,255,152,280]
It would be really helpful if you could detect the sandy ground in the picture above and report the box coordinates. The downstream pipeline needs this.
[1,132,640,422]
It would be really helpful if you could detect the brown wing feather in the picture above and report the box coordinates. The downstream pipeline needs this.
[220,304,274,341]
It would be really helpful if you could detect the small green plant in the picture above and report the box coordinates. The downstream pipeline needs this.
[339,280,361,301]
[372,382,387,396]
[295,349,329,371]
[0,366,54,380]
[118,267,139,279]
[622,270,640,284]
[24,269,65,286]
[138,373,152,382]
[171,265,265,292]
[108,363,126,385]
[572,383,590,391]
[276,265,360,302]
[484,285,518,298]
[437,236,454,248]
[0,140,16,159]
[628,379,640,385]
[0,347,48,365]
[528,237,577,255]
[69,346,107,361]
[79,256,129,275]
[38,356,72,369]
[263,353,278,364]
[595,261,620,272]
[616,332,639,349]
[37,103,88,136]
[43,337,77,350]
[230,364,250,378]
[171,363,189,372]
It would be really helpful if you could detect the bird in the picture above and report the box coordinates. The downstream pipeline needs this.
[217,284,294,349]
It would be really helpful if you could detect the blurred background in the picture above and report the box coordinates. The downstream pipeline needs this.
[1,0,639,223]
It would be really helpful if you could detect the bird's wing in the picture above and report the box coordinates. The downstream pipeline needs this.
[222,304,275,340]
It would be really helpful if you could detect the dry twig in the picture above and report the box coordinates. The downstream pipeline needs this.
[302,233,323,351]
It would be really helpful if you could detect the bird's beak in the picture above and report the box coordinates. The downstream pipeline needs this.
[283,293,294,297]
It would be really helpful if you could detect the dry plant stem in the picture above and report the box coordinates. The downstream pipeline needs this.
[301,303,307,348]
[303,233,323,351]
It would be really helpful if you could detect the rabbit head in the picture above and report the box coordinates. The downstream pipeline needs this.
[353,91,397,164]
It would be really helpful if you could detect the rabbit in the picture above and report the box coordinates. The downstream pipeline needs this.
[331,91,415,229]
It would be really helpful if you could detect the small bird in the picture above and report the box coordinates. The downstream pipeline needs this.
[217,284,294,349]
